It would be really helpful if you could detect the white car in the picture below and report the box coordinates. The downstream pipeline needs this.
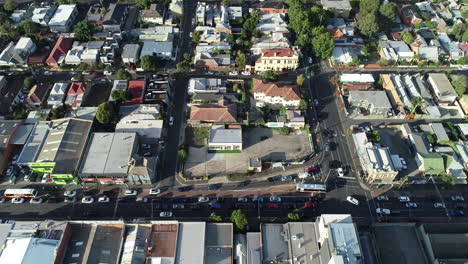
[30,198,43,204]
[198,196,210,202]
[398,196,410,202]
[64,191,77,197]
[136,197,148,203]
[346,196,359,206]
[281,175,293,181]
[405,202,417,208]
[376,208,391,215]
[160,212,173,217]
[98,196,110,203]
[82,71,91,75]
[41,174,49,183]
[400,158,408,170]
[229,71,238,76]
[81,197,94,203]
[241,71,251,76]
[103,71,113,76]
[337,168,344,177]
[169,116,174,126]
[308,57,313,64]
[377,195,389,201]
[269,196,282,202]
[434,203,446,208]
[237,197,248,202]
[11,197,25,204]
[124,190,138,196]
[149,188,161,195]
[451,196,465,201]
[44,71,53,75]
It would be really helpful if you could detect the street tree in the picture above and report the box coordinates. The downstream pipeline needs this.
[111,89,130,102]
[235,51,248,70]
[23,76,36,90]
[298,99,308,110]
[221,0,230,6]
[230,209,248,231]
[18,21,40,35]
[359,0,380,14]
[192,31,201,44]
[439,173,455,187]
[177,149,187,162]
[141,55,158,71]
[209,212,223,222]
[410,97,426,114]
[73,19,93,42]
[96,102,117,124]
[116,69,132,80]
[176,60,191,72]
[296,74,305,86]
[261,70,278,82]
[136,0,154,9]
[288,213,301,221]
[3,0,16,13]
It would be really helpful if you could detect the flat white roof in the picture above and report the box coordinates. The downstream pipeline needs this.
[0,238,31,264]
[15,37,33,50]
[175,222,205,264]
[340,74,375,83]
[49,4,76,26]
[457,124,468,136]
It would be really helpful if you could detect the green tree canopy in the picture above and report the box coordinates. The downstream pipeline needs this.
[141,55,159,71]
[96,102,117,124]
[439,173,455,187]
[261,70,278,82]
[209,212,223,222]
[298,99,308,110]
[230,209,248,231]
[111,89,130,102]
[379,2,398,20]
[296,74,305,86]
[221,0,230,6]
[401,30,415,45]
[116,69,132,80]
[192,31,201,44]
[288,213,301,221]
[235,51,248,70]
[18,21,41,35]
[452,75,468,97]
[176,60,191,72]
[23,76,36,90]
[73,19,94,42]
[136,0,155,9]
[356,13,380,37]
[311,31,334,59]
[3,0,17,13]
[50,105,66,120]
[177,149,187,162]
[451,24,468,42]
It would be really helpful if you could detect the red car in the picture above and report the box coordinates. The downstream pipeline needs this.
[268,204,279,209]
[304,202,315,208]
[91,72,102,76]
[307,167,316,173]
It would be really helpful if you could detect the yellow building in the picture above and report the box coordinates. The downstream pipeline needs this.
[254,47,300,72]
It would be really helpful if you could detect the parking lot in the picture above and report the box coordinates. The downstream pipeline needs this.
[185,127,312,178]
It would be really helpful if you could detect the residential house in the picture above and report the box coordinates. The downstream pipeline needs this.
[109,80,128,101]
[418,46,439,61]
[0,78,23,116]
[251,34,291,55]
[0,38,37,67]
[332,47,362,64]
[100,38,119,65]
[196,26,225,43]
[140,41,173,60]
[327,18,356,37]
[10,9,30,24]
[141,4,164,24]
[132,26,176,41]
[409,132,445,175]
[169,0,183,16]
[348,90,393,115]
[195,53,232,71]
[195,43,231,59]
[46,37,74,67]
[87,4,102,23]
[208,125,242,152]
[286,110,305,128]
[438,33,464,60]
[379,40,414,61]
[190,103,237,124]
[126,80,145,105]
[251,1,288,14]
[227,7,242,21]
[121,43,141,64]
[47,82,70,106]
[427,73,457,105]
[252,78,301,108]
[399,5,423,25]
[25,83,52,108]
[256,13,289,36]
[254,47,300,72]
[64,82,86,108]
[188,78,225,96]
[64,41,103,65]
[102,3,128,32]
[48,4,78,32]
[143,76,171,104]
[31,5,58,26]
[116,105,163,142]
[321,0,352,18]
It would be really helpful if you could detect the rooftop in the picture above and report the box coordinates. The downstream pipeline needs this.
[49,4,76,26]
[261,224,290,263]
[175,222,206,264]
[205,223,233,264]
[0,120,21,152]
[17,121,51,165]
[253,79,300,101]
[349,90,392,108]
[149,224,178,259]
[88,224,124,264]
[209,126,242,144]
[321,0,352,9]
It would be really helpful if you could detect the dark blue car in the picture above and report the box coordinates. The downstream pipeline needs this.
[450,210,464,216]
[210,203,221,209]
[118,197,134,203]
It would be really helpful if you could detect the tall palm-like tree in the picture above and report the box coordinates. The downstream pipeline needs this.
[410,97,426,115]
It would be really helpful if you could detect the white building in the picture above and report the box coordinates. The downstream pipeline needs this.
[121,43,140,64]
[256,13,289,36]
[427,73,457,105]
[188,78,225,95]
[48,4,78,32]
[31,6,58,26]
[208,125,242,152]
[140,41,173,60]
[116,105,163,142]
[47,82,70,106]
[169,0,183,16]
[379,40,414,61]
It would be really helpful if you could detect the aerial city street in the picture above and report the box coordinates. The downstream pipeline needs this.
[0,0,467,263]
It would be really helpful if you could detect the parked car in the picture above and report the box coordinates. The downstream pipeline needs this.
[405,202,417,208]
[337,168,344,177]
[0,198,6,203]
[210,203,221,209]
[237,197,248,203]
[269,196,282,202]
[281,175,293,181]
[143,152,152,157]
[169,116,174,126]
[177,186,191,192]
[208,184,221,190]
[268,204,279,209]
[118,197,134,203]
[82,71,91,75]
[173,204,184,209]
[398,196,410,202]
[64,197,77,203]
[149,188,161,195]
[124,189,138,196]
[229,71,238,76]
[376,208,391,215]
[41,174,49,183]
[81,197,94,203]
[30,198,43,204]
[198,196,210,203]
[304,202,315,208]
[324,143,331,151]
[377,196,389,201]
[252,196,264,203]
[455,203,466,209]
[98,196,110,203]
[449,210,464,216]
[241,71,251,76]
[142,144,150,148]
[103,71,113,76]
[451,196,465,201]
[64,191,77,197]
[160,212,173,217]
[434,203,446,208]
[346,196,359,206]
[11,197,25,204]
[136,197,148,203]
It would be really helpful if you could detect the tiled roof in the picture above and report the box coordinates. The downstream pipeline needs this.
[26,83,51,105]
[328,28,344,39]
[127,80,145,105]
[261,48,293,57]
[253,78,300,101]
[46,37,74,66]
[190,104,237,123]
[67,82,86,94]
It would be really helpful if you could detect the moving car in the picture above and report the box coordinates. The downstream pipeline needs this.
[377,196,389,201]
[346,196,359,206]
[98,196,110,203]
[81,197,94,203]
[149,188,161,195]
[173,204,184,209]
[11,197,25,204]
[398,196,410,202]
[124,189,138,196]
[160,212,173,217]
[405,202,418,208]
[376,208,391,215]
[324,143,331,151]
[30,198,43,204]
[434,203,445,208]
